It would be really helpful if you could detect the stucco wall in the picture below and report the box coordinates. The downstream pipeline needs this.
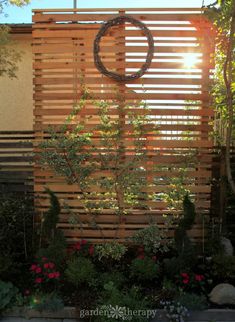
[0,33,33,131]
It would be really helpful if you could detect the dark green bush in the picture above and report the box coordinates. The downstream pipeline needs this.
[0,194,34,281]
[130,257,159,281]
[212,255,235,282]
[175,292,208,310]
[65,257,96,286]
[0,280,22,314]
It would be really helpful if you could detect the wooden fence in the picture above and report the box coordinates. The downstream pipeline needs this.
[32,8,215,243]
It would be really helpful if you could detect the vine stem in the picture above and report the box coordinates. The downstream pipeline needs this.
[224,0,235,195]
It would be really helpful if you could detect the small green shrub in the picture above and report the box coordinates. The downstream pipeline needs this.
[0,281,21,313]
[175,293,208,310]
[163,257,185,279]
[130,224,169,255]
[95,242,127,261]
[30,293,64,312]
[95,282,150,322]
[212,255,235,281]
[100,271,126,289]
[37,190,67,267]
[65,257,96,286]
[130,257,159,281]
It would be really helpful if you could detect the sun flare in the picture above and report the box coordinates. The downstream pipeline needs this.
[183,54,198,68]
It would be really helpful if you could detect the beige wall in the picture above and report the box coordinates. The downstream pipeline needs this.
[0,34,33,131]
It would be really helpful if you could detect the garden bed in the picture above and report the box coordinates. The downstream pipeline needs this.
[2,307,235,322]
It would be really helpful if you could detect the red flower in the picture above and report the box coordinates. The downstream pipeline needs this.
[152,256,157,261]
[44,263,50,269]
[48,262,55,269]
[89,245,94,256]
[138,246,144,253]
[195,274,204,282]
[35,267,42,274]
[35,277,43,284]
[42,257,48,261]
[183,279,189,284]
[54,271,60,278]
[137,254,145,260]
[81,239,87,245]
[30,264,37,271]
[74,242,81,250]
[181,272,189,279]
[48,272,55,279]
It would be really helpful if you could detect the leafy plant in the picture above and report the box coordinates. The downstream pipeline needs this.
[130,223,169,255]
[95,242,127,261]
[211,255,235,282]
[65,257,96,286]
[29,292,64,312]
[96,282,150,322]
[205,1,235,195]
[175,293,208,311]
[0,194,34,281]
[39,94,157,239]
[0,281,22,313]
[130,257,159,281]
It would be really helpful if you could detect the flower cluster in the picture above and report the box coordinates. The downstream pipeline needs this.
[71,239,94,257]
[30,257,60,286]
[178,272,205,292]
[137,245,157,262]
[161,300,189,322]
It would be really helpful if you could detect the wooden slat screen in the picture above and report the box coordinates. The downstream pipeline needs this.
[0,131,34,194]
[33,8,215,243]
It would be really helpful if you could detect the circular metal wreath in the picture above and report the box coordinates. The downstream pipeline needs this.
[93,15,154,82]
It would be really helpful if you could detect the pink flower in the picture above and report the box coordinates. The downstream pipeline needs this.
[35,277,43,284]
[24,289,30,296]
[81,239,87,245]
[42,257,48,261]
[48,272,55,279]
[48,262,55,269]
[183,279,189,284]
[44,263,50,269]
[89,245,94,256]
[35,267,42,274]
[152,256,157,261]
[195,274,204,282]
[30,264,37,271]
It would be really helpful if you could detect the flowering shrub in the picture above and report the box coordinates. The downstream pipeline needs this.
[177,272,205,293]
[30,257,60,290]
[70,239,95,257]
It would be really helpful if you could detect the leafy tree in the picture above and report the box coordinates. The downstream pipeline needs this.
[0,0,30,78]
[206,0,235,194]
[39,92,157,240]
